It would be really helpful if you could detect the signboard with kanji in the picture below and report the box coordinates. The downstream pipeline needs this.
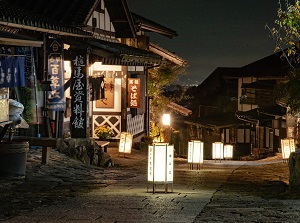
[127,78,140,108]
[47,38,65,111]
[70,54,89,138]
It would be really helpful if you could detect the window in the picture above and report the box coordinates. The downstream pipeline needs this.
[241,88,256,104]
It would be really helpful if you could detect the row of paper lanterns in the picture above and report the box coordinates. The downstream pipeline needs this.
[188,141,234,164]
[144,139,296,193]
[146,141,233,193]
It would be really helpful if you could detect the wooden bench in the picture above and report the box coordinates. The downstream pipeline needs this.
[13,136,59,164]
[95,140,110,152]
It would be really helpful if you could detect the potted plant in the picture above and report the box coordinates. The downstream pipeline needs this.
[94,125,115,140]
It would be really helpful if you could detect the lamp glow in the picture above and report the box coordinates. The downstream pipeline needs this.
[281,138,295,161]
[118,132,133,155]
[224,144,233,160]
[162,114,170,126]
[188,140,204,170]
[212,142,224,161]
[148,143,174,193]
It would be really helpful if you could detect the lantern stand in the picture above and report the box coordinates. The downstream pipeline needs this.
[281,138,295,163]
[224,144,234,161]
[212,142,224,163]
[188,140,204,170]
[147,143,174,193]
[118,132,133,158]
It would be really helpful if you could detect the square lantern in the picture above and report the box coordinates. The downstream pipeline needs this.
[224,144,233,160]
[281,138,295,161]
[188,140,204,170]
[212,142,224,162]
[118,132,133,156]
[148,143,174,193]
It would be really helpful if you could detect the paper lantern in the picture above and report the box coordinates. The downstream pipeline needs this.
[147,143,174,193]
[224,144,233,160]
[212,142,224,161]
[188,140,204,170]
[118,132,133,155]
[281,138,295,161]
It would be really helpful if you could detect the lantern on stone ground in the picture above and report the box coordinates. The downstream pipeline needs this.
[188,140,204,170]
[281,138,295,161]
[224,144,233,160]
[119,132,133,156]
[212,142,224,161]
[147,143,174,193]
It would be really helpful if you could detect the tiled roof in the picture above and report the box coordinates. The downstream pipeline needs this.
[87,39,163,66]
[149,42,186,66]
[185,112,244,129]
[0,29,43,47]
[0,0,92,37]
[225,51,292,79]
[6,0,97,26]
[241,51,292,78]
[131,12,178,39]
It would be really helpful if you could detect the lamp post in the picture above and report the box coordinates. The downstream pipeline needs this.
[147,143,174,193]
[162,113,171,143]
[212,142,224,162]
[188,140,204,170]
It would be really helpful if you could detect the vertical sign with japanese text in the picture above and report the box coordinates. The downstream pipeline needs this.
[47,38,65,111]
[127,78,140,108]
[70,54,88,138]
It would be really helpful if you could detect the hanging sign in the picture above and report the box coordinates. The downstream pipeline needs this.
[127,78,140,108]
[47,38,65,111]
[70,54,89,138]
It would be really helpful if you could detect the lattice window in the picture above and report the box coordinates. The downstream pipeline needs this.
[92,115,121,138]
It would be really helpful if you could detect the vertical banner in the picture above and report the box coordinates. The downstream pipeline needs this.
[127,78,140,108]
[70,54,88,138]
[47,38,65,111]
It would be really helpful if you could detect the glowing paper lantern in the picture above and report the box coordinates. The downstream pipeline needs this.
[118,132,133,155]
[212,142,224,161]
[224,144,233,160]
[281,138,295,160]
[188,140,204,170]
[148,143,174,193]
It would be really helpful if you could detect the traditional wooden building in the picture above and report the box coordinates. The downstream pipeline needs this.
[0,0,186,144]
[185,52,290,160]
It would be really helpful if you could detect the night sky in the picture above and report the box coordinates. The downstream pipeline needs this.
[127,0,280,85]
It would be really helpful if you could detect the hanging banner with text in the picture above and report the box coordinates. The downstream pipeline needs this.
[127,78,140,108]
[70,54,89,138]
[47,38,65,111]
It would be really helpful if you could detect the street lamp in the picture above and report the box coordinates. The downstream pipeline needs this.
[224,144,233,160]
[188,140,204,170]
[162,113,170,126]
[281,138,295,162]
[212,142,224,162]
[147,143,174,193]
[162,113,171,143]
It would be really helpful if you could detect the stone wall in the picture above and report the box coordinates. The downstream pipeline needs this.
[57,138,112,167]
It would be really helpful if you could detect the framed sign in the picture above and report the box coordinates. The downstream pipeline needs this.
[127,78,140,108]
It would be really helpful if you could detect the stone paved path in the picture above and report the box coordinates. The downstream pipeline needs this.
[0,146,297,222]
